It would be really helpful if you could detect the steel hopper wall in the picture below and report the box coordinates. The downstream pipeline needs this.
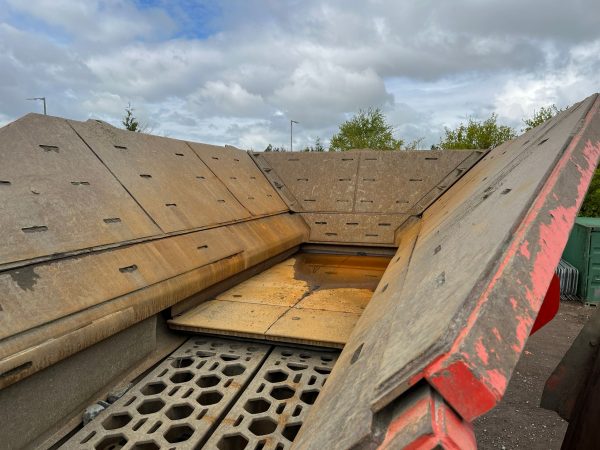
[253,149,484,246]
[186,141,288,216]
[0,114,305,387]
[294,93,600,448]
[0,115,292,271]
[0,114,161,267]
[0,214,308,389]
[69,119,252,233]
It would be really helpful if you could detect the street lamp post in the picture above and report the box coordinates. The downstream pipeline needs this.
[290,120,299,151]
[27,97,47,115]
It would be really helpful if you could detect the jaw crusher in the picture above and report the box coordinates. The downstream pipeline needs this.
[1,94,599,449]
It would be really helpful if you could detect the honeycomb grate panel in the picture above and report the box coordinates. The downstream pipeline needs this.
[205,346,339,450]
[63,338,338,449]
[63,337,270,450]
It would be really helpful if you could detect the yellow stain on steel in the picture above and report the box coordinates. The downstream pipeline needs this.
[294,288,372,314]
[216,259,308,307]
[168,253,391,347]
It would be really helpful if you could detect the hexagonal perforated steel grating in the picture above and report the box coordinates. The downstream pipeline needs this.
[205,346,339,450]
[63,337,270,449]
[63,337,338,449]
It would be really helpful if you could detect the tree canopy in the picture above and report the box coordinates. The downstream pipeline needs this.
[439,114,516,150]
[522,105,561,132]
[438,103,599,218]
[579,168,600,217]
[303,137,325,152]
[329,108,403,151]
[122,103,140,132]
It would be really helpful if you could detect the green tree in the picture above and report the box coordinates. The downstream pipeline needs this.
[303,137,326,152]
[330,108,403,151]
[439,114,516,149]
[520,103,600,217]
[122,103,140,132]
[522,105,562,132]
[580,169,600,217]
[404,137,425,151]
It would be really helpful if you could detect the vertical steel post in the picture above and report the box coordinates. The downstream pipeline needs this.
[290,120,298,151]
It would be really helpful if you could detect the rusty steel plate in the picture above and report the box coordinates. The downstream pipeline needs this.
[169,254,389,347]
[259,152,359,212]
[409,150,486,214]
[374,96,600,413]
[0,214,308,389]
[255,150,483,215]
[255,150,482,246]
[0,114,160,268]
[69,119,250,233]
[296,94,600,448]
[0,226,243,342]
[266,308,361,347]
[354,150,483,213]
[249,152,302,211]
[300,213,408,245]
[187,142,287,216]
[171,300,291,339]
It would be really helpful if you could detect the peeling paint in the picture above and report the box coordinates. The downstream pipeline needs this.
[484,369,508,395]
[515,313,534,352]
[475,339,489,365]
[492,328,502,342]
[423,96,600,423]
[519,241,530,259]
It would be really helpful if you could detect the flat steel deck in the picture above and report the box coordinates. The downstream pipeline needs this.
[169,254,390,347]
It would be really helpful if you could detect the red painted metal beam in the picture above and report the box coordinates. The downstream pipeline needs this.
[378,385,476,450]
[424,95,600,421]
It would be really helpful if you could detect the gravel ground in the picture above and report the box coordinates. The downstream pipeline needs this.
[473,301,595,449]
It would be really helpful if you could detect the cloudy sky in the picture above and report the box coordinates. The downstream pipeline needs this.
[1,0,599,150]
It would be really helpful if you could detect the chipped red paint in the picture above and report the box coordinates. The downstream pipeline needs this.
[379,396,430,449]
[485,369,508,394]
[475,338,489,365]
[424,96,600,422]
[492,327,502,341]
[408,373,423,387]
[379,391,475,450]
[435,399,477,450]
[520,241,531,259]
[513,313,534,352]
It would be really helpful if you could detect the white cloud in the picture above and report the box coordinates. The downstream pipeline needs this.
[190,80,269,118]
[6,0,175,44]
[0,0,599,149]
[494,39,600,126]
[272,61,392,127]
